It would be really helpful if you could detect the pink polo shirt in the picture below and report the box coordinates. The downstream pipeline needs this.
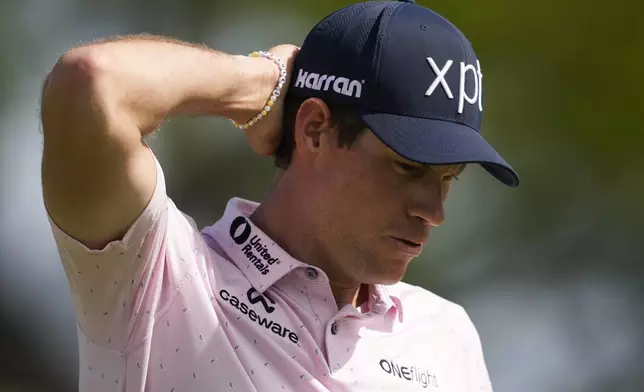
[49,155,493,391]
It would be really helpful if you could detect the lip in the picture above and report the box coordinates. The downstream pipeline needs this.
[390,237,424,257]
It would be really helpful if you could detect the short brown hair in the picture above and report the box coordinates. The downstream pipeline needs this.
[274,94,368,169]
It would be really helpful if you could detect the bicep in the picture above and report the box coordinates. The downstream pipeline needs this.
[41,52,157,248]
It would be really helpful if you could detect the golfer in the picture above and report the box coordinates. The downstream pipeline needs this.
[41,0,519,390]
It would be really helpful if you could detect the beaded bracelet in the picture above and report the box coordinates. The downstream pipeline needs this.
[230,51,287,130]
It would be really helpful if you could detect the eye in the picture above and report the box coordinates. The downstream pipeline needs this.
[444,174,460,182]
[394,161,425,177]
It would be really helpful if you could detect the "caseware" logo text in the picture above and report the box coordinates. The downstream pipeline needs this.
[230,216,281,275]
[219,288,299,345]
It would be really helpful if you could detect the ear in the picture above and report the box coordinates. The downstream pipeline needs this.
[292,98,336,160]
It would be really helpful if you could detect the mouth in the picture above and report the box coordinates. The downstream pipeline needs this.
[392,237,422,248]
[390,237,425,256]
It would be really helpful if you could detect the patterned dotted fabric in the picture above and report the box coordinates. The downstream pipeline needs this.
[48,151,493,391]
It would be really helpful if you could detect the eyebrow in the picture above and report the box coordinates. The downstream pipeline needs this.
[397,156,466,174]
[428,163,466,175]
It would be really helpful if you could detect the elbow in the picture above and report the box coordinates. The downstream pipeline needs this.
[58,47,105,78]
[45,47,107,100]
[41,47,111,132]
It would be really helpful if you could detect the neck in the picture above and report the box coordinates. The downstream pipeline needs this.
[250,176,367,309]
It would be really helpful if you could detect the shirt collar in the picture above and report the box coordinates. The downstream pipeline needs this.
[202,198,306,293]
[369,283,404,322]
[202,198,404,319]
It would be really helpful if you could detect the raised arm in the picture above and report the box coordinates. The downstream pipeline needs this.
[41,35,291,248]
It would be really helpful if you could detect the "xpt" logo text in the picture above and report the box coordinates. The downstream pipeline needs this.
[425,57,483,114]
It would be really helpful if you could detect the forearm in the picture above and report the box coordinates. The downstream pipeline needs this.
[51,35,274,135]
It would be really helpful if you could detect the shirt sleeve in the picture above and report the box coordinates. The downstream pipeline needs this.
[459,307,494,392]
[48,149,186,350]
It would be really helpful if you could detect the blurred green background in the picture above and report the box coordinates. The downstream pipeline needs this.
[0,0,642,391]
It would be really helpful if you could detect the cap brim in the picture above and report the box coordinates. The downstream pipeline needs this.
[360,112,520,187]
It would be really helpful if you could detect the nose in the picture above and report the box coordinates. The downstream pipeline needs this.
[407,182,446,227]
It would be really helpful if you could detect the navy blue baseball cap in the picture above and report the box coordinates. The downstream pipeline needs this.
[288,0,519,187]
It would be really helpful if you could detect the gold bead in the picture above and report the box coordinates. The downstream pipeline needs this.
[251,51,259,57]
[267,100,274,107]
[261,110,267,116]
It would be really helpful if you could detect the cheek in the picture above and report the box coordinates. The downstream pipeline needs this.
[327,163,401,230]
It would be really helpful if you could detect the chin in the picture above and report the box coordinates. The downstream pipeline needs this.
[368,259,411,285]
[375,275,406,285]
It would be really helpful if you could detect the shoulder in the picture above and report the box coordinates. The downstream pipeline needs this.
[386,281,479,336]
[386,280,463,314]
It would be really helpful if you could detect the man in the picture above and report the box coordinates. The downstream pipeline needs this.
[41,0,519,390]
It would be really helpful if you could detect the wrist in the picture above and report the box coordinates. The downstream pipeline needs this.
[222,54,280,124]
[231,52,286,129]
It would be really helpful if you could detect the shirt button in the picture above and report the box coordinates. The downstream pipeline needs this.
[305,267,318,280]
[330,321,339,335]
